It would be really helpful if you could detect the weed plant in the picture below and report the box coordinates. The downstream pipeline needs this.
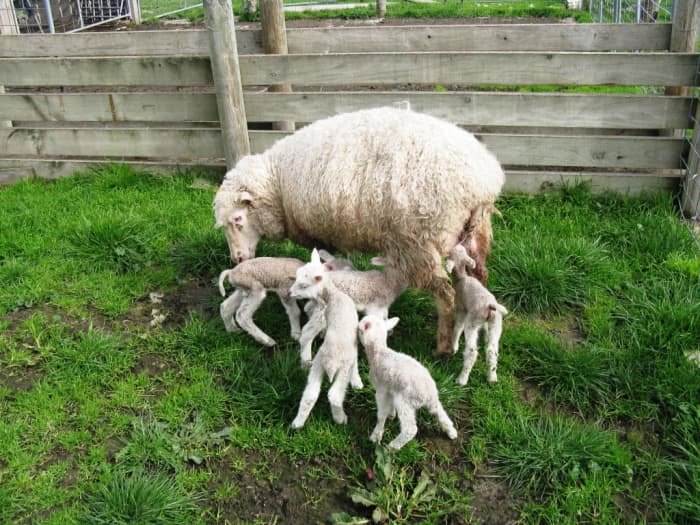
[1,166,699,523]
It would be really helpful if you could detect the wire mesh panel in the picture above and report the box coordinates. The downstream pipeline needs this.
[0,0,130,33]
[139,0,202,19]
[587,0,672,22]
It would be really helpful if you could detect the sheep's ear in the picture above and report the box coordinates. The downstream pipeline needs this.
[317,249,333,262]
[238,191,253,206]
[310,248,321,265]
[229,211,246,226]
[385,317,400,331]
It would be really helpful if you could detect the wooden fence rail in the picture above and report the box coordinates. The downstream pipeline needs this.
[1,19,699,196]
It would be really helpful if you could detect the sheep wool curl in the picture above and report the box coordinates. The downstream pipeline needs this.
[214,107,505,355]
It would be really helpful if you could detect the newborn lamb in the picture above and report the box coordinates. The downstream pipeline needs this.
[288,249,363,428]
[446,244,508,385]
[357,315,458,450]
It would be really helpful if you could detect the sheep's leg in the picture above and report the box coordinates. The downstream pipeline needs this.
[277,291,302,341]
[370,388,393,443]
[291,359,324,429]
[299,303,325,367]
[427,399,458,440]
[431,271,456,357]
[451,309,467,355]
[327,365,351,425]
[486,313,503,384]
[220,290,244,332]
[235,289,276,347]
[388,396,418,450]
[457,319,480,386]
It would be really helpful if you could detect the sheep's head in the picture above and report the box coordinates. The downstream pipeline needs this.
[446,245,477,277]
[214,189,260,263]
[289,248,327,300]
[357,315,399,350]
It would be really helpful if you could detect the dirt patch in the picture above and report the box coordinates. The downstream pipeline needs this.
[469,477,520,525]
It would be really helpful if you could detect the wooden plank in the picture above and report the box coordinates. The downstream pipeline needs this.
[0,157,680,195]
[247,131,684,169]
[2,52,697,88]
[0,57,213,87]
[1,128,684,170]
[282,23,673,53]
[242,92,693,129]
[240,52,700,87]
[1,91,692,130]
[1,92,692,130]
[0,93,219,122]
[1,128,225,158]
[0,24,672,58]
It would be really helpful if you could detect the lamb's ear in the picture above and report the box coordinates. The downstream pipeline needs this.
[313,274,324,283]
[385,317,400,331]
[371,256,388,267]
[310,248,321,265]
[445,258,455,273]
[317,249,333,262]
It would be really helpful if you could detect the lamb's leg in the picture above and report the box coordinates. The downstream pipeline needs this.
[327,365,351,425]
[370,388,392,443]
[220,289,244,332]
[277,291,302,341]
[457,319,480,386]
[486,313,503,384]
[291,359,324,429]
[235,289,276,347]
[298,302,325,368]
[427,399,458,440]
[349,355,363,390]
[451,309,467,355]
[388,396,418,450]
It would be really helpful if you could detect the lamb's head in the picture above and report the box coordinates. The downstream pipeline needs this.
[289,248,328,300]
[214,188,260,263]
[357,315,399,351]
[446,244,477,278]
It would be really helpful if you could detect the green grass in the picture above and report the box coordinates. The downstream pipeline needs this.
[1,165,699,523]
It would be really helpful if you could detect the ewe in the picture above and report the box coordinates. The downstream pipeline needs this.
[214,107,504,356]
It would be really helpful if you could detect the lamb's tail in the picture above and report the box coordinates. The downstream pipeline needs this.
[218,269,233,297]
[487,302,508,319]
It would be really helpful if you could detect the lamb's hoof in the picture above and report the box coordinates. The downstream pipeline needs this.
[447,428,458,440]
[333,414,348,425]
[300,359,312,370]
[456,376,469,386]
[224,323,241,333]
[387,440,404,451]
[262,338,277,347]
[369,432,382,443]
[487,374,498,384]
[290,418,305,429]
[351,379,364,390]
[290,331,301,342]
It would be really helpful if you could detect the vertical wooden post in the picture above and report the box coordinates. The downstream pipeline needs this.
[204,0,250,169]
[128,0,141,25]
[377,0,387,18]
[682,104,700,218]
[0,0,18,129]
[260,0,294,132]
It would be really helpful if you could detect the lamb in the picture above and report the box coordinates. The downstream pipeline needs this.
[446,244,508,385]
[288,249,363,428]
[213,106,505,356]
[298,256,408,367]
[217,249,355,347]
[357,315,458,450]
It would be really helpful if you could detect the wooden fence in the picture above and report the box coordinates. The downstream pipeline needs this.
[1,10,699,197]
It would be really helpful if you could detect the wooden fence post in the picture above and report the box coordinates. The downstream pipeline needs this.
[669,0,700,216]
[0,0,19,129]
[204,0,251,169]
[260,0,294,131]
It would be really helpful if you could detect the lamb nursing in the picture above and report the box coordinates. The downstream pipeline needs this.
[214,107,505,356]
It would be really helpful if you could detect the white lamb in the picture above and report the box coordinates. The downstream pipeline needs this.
[446,244,508,385]
[298,256,408,367]
[357,315,458,450]
[213,107,505,357]
[218,250,355,347]
[288,249,363,428]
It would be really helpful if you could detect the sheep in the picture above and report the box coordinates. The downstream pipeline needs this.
[357,315,458,450]
[218,250,355,347]
[213,107,505,357]
[288,249,363,428]
[446,244,508,385]
[298,256,407,368]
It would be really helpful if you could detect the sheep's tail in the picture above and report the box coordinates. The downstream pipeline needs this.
[218,270,233,297]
